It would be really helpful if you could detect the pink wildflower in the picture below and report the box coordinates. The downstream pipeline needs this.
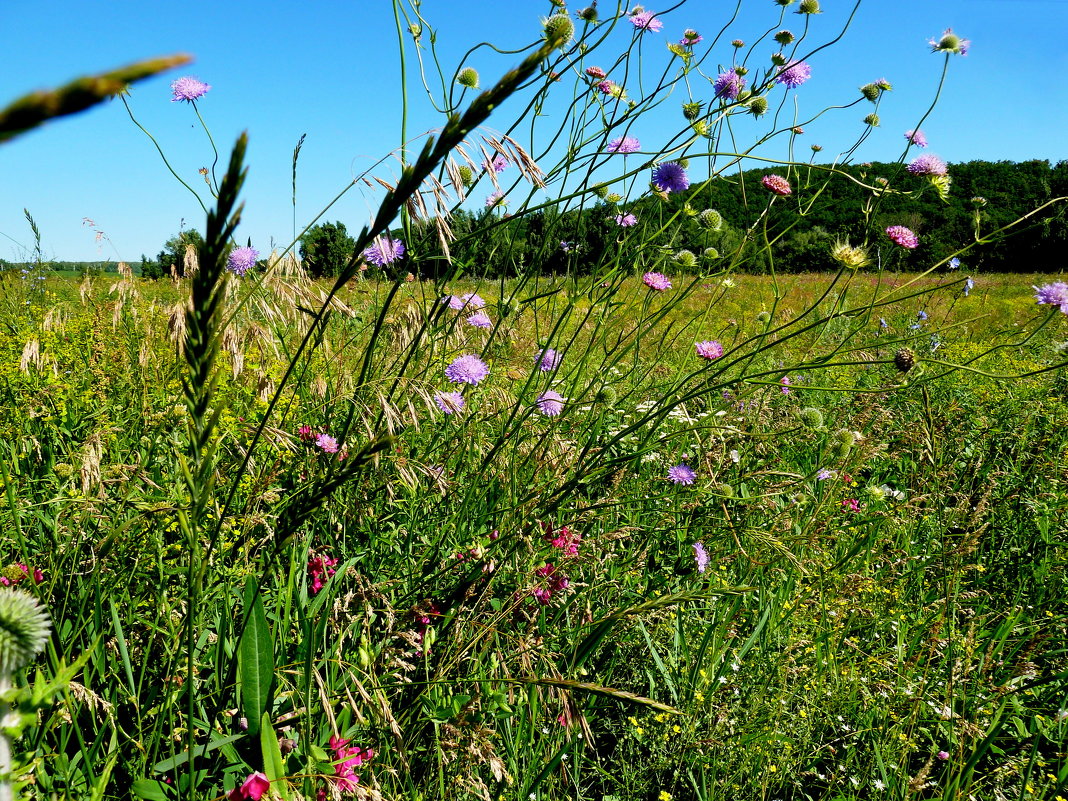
[316,433,339,453]
[229,773,270,801]
[308,554,338,595]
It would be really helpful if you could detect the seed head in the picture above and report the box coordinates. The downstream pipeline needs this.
[0,588,50,674]
[673,249,697,268]
[543,15,575,48]
[748,96,769,116]
[864,113,880,127]
[798,0,821,13]
[860,83,881,102]
[830,239,871,270]
[799,407,824,429]
[682,101,703,120]
[894,347,917,372]
[456,67,480,88]
[698,209,723,230]
[703,247,720,260]
[775,30,795,45]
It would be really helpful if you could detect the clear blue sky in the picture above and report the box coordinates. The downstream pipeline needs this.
[3,0,1067,262]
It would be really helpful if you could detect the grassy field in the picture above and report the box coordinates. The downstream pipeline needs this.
[0,268,1065,800]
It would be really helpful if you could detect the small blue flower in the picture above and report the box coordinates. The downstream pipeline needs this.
[948,257,960,269]
[917,310,928,321]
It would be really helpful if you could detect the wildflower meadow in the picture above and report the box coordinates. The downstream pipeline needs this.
[1,2,1067,800]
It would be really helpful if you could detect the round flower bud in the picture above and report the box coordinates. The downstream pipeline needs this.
[0,588,50,674]
[458,165,474,186]
[593,184,610,199]
[832,429,856,459]
[799,0,821,13]
[894,347,917,372]
[799,407,824,429]
[731,38,745,47]
[971,196,988,207]
[673,249,698,268]
[682,101,703,120]
[595,385,618,405]
[771,52,788,66]
[775,0,796,5]
[811,143,823,152]
[860,83,880,101]
[864,113,880,127]
[698,209,723,230]
[748,96,769,116]
[543,14,575,48]
[775,30,795,45]
[456,67,480,88]
[712,482,736,498]
[830,240,871,270]
[703,247,720,260]
[605,192,623,203]
[691,120,710,136]
[577,5,598,21]
[756,311,772,324]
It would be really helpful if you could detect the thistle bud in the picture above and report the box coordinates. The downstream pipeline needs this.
[860,83,880,101]
[682,101,703,120]
[456,67,480,89]
[577,5,598,21]
[703,247,720,260]
[771,52,788,67]
[543,15,575,48]
[748,96,769,116]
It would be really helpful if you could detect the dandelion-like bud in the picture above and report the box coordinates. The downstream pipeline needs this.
[698,209,723,230]
[811,143,823,152]
[543,14,575,48]
[894,347,917,372]
[0,588,50,674]
[864,113,880,127]
[799,407,824,430]
[748,96,769,116]
[830,240,871,270]
[682,101,703,120]
[456,67,480,88]
[798,0,821,13]
[703,247,720,260]
[458,165,474,186]
[775,29,795,45]
[732,38,746,47]
[673,249,698,268]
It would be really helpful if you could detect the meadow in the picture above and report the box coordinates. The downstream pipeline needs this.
[1,2,1067,800]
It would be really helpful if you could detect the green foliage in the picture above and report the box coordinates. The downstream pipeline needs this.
[155,228,204,279]
[298,220,355,278]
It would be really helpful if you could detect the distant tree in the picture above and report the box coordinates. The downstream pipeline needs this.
[140,253,164,280]
[156,228,204,278]
[300,221,355,278]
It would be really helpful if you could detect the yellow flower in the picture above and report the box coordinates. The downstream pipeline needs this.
[659,792,672,801]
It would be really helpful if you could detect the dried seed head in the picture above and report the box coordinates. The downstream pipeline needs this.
[894,347,917,372]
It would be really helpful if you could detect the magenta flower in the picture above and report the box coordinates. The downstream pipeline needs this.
[695,340,724,360]
[907,154,948,176]
[615,213,638,227]
[434,391,465,415]
[780,376,792,394]
[466,310,492,329]
[886,225,919,249]
[585,66,607,79]
[297,424,315,443]
[905,129,928,148]
[841,498,860,513]
[937,751,950,761]
[668,464,697,485]
[316,434,339,454]
[680,29,703,46]
[362,236,405,266]
[776,61,812,88]
[547,525,581,557]
[608,136,641,154]
[533,563,570,604]
[535,347,562,371]
[227,246,258,276]
[308,555,338,595]
[328,736,374,792]
[761,174,792,196]
[713,70,746,100]
[643,272,672,291]
[1034,282,1068,313]
[446,354,490,385]
[536,390,565,417]
[630,11,663,32]
[693,541,709,573]
[652,162,690,193]
[228,772,270,801]
[171,76,211,102]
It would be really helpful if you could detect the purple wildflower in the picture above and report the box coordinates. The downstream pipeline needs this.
[817,468,836,481]
[776,61,812,88]
[316,434,339,454]
[434,391,465,415]
[693,541,709,573]
[466,310,493,329]
[695,340,724,360]
[1034,282,1068,313]
[445,354,490,385]
[227,246,258,276]
[486,155,508,173]
[536,390,565,417]
[608,136,641,154]
[937,751,950,761]
[643,272,672,291]
[905,129,928,148]
[652,162,690,193]
[713,70,746,100]
[615,213,638,227]
[362,236,406,266]
[761,174,792,196]
[668,464,697,485]
[680,29,703,46]
[486,191,506,209]
[780,376,792,394]
[630,11,663,32]
[171,76,211,102]
[907,154,948,176]
[930,28,970,56]
[535,348,562,372]
[444,293,485,311]
[886,225,919,249]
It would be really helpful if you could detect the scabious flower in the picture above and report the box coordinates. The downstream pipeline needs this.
[466,310,492,329]
[1034,282,1068,313]
[886,225,919,249]
[444,292,486,311]
[229,772,270,801]
[713,70,746,100]
[535,348,562,372]
[585,66,607,79]
[317,434,340,454]
[328,736,374,791]
[776,61,812,88]
[227,246,258,276]
[486,191,506,209]
[761,174,792,196]
[308,555,338,595]
[693,541,709,573]
[536,390,565,417]
[597,80,626,99]
[905,129,928,148]
[486,155,508,173]
[817,468,836,481]
[362,236,406,266]
[680,29,703,46]
[615,213,638,227]
[668,464,697,485]
[608,136,641,154]
[780,376,792,394]
[434,391,465,415]
[643,272,672,291]
[907,154,948,176]
[695,340,724,360]
[445,354,490,385]
[652,162,690,193]
[630,11,663,32]
[930,28,970,55]
[171,76,211,102]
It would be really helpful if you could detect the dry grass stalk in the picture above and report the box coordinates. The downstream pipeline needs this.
[183,243,199,277]
[80,432,103,495]
[167,301,188,355]
[19,339,42,374]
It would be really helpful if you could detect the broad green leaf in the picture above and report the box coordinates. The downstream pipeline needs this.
[239,576,274,736]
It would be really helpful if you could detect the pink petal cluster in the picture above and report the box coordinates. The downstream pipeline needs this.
[308,554,338,595]
[615,213,638,227]
[642,272,672,291]
[316,433,340,454]
[533,564,570,604]
[761,174,792,196]
[695,340,724,360]
[629,11,664,32]
[228,772,270,800]
[328,736,375,792]
[885,225,919,249]
[0,563,43,586]
[546,525,582,557]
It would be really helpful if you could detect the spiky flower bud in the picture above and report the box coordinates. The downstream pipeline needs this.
[864,113,880,127]
[799,0,821,12]
[458,165,474,186]
[673,249,698,268]
[930,173,953,202]
[799,407,824,429]
[543,15,575,49]
[734,65,749,76]
[860,83,881,101]
[775,30,795,45]
[894,347,917,372]
[456,67,480,89]
[0,589,50,674]
[667,43,690,59]
[595,385,617,405]
[971,196,988,207]
[832,428,856,459]
[771,52,788,67]
[830,239,871,270]
[691,119,710,136]
[712,482,736,498]
[811,143,823,152]
[593,184,610,199]
[604,192,623,203]
[703,247,720,260]
[682,101,703,120]
[577,5,599,21]
[699,209,723,230]
[732,38,746,47]
[748,96,769,116]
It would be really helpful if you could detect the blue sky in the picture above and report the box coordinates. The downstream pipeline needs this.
[3,0,1067,262]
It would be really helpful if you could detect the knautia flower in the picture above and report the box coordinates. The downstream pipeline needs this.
[486,191,507,209]
[585,66,607,79]
[667,464,697,485]
[456,67,480,88]
[434,391,465,415]
[0,588,50,674]
[816,468,836,481]
[615,213,638,227]
[713,70,746,100]
[652,162,690,193]
[907,154,948,176]
[466,310,492,329]
[761,174,792,196]
[542,14,575,47]
[536,390,565,417]
[316,434,339,454]
[443,292,486,311]
[608,136,641,154]
[486,155,509,173]
[776,61,812,88]
[535,347,562,372]
[886,225,919,249]
[680,29,703,46]
[630,11,663,32]
[226,246,258,276]
[362,236,406,266]
[780,376,792,394]
[171,76,211,102]
[643,272,672,291]
[446,354,490,385]
[830,239,871,270]
[695,340,724,360]
[930,28,970,55]
[693,542,709,573]
[905,129,928,148]
[1034,282,1068,313]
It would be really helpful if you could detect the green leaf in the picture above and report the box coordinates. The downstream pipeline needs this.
[260,712,291,801]
[239,576,274,736]
[151,733,246,773]
[131,779,170,801]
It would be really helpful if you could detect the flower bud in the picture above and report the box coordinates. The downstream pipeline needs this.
[577,5,598,21]
[860,83,880,101]
[799,407,824,429]
[456,67,480,89]
[543,15,575,48]
[799,0,821,13]
[703,247,720,260]
[673,249,698,268]
[864,113,880,127]
[748,96,769,115]
[894,347,916,372]
[732,39,745,47]
[682,101,703,120]
[771,52,788,66]
[699,209,723,230]
[775,30,795,45]
[811,143,823,152]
